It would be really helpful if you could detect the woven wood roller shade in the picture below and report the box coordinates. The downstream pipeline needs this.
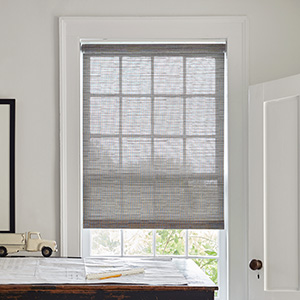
[82,44,225,229]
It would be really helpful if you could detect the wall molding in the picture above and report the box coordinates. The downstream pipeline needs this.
[59,16,248,300]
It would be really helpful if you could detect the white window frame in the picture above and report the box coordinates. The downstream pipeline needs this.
[59,16,248,300]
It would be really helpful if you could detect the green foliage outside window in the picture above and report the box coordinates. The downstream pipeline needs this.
[155,229,218,284]
[156,229,185,255]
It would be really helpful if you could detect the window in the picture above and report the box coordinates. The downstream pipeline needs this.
[82,43,225,298]
[60,17,248,300]
[30,233,39,239]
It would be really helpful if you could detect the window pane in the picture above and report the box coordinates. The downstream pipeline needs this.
[186,138,215,173]
[87,138,119,172]
[90,57,119,94]
[122,138,152,173]
[84,177,122,222]
[155,180,185,221]
[122,57,151,94]
[91,229,121,256]
[124,229,153,255]
[154,97,183,135]
[154,138,184,174]
[156,230,185,255]
[154,57,183,94]
[90,97,119,134]
[186,57,216,94]
[122,177,155,220]
[185,179,221,221]
[123,97,151,135]
[186,97,216,135]
[188,230,218,256]
[193,258,218,285]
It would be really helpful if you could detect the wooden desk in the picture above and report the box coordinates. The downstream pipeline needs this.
[0,259,217,300]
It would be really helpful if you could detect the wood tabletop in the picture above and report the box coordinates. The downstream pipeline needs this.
[0,258,217,300]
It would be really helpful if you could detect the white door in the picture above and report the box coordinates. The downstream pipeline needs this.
[249,74,300,300]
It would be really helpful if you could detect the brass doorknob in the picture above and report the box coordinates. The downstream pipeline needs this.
[249,259,263,270]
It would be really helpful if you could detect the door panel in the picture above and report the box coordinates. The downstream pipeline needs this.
[249,74,300,299]
[264,97,299,291]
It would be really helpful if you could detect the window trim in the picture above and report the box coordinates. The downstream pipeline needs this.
[59,16,248,300]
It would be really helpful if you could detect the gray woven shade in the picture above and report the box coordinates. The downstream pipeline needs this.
[82,43,225,229]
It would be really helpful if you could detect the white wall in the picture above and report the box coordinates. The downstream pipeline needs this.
[0,0,299,248]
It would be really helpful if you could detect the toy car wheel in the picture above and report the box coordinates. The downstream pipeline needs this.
[42,247,52,257]
[0,246,7,257]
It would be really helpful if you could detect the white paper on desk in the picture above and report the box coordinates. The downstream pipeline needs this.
[0,257,187,285]
[0,257,86,284]
[84,257,188,285]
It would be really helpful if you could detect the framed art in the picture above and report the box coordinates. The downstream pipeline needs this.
[0,99,15,233]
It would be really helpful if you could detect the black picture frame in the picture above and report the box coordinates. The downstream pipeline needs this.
[0,99,15,233]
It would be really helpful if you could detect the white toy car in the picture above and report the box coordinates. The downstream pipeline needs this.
[0,232,58,257]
